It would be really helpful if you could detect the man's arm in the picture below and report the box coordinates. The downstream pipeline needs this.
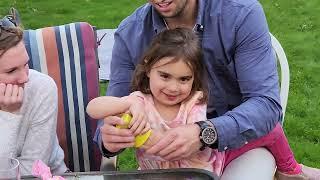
[211,2,282,151]
[106,31,135,97]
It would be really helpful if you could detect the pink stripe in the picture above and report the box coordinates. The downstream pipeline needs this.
[81,22,99,100]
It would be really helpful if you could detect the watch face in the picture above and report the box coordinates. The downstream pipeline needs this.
[202,127,216,145]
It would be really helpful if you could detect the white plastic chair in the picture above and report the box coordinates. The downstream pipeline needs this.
[270,33,290,124]
[221,33,289,180]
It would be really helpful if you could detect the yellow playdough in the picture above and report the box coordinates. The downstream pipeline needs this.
[116,113,152,148]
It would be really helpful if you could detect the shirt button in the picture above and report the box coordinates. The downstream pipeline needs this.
[245,141,248,145]
[224,146,228,150]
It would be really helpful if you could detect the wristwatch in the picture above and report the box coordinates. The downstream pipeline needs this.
[195,121,218,150]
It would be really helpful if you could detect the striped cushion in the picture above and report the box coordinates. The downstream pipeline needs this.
[23,22,101,172]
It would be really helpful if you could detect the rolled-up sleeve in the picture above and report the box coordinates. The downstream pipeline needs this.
[211,2,282,151]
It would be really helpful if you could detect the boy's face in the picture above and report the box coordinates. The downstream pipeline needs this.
[147,56,194,107]
[0,41,29,87]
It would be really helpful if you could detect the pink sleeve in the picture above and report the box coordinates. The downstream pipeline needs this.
[129,91,150,106]
[129,91,146,100]
[186,104,207,124]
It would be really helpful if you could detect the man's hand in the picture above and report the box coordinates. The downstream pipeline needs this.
[145,124,202,161]
[0,83,24,112]
[101,116,135,153]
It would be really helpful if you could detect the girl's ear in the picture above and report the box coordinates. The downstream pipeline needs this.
[146,71,150,78]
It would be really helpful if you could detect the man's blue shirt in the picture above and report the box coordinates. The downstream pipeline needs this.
[101,0,282,151]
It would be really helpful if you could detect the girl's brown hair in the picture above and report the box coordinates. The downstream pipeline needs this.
[131,27,208,104]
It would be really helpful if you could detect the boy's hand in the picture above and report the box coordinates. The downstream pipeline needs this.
[0,83,24,112]
[128,96,150,136]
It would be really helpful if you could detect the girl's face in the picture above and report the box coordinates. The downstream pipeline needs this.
[148,56,194,107]
[0,41,29,87]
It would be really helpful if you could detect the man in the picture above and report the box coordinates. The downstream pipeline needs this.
[96,0,281,178]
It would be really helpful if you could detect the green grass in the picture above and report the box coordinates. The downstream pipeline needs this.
[0,0,145,29]
[260,0,320,168]
[1,0,319,170]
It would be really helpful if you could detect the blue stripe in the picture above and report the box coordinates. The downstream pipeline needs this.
[65,24,85,172]
[28,30,41,72]
[54,26,74,171]
[23,30,34,69]
[75,23,95,170]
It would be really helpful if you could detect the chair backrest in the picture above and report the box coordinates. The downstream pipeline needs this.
[269,33,290,124]
[24,22,101,172]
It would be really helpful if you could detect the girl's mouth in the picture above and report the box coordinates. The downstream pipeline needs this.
[164,93,178,101]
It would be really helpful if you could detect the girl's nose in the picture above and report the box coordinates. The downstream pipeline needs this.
[167,80,179,92]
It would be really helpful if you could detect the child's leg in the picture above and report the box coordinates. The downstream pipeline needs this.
[224,123,301,174]
[262,123,301,174]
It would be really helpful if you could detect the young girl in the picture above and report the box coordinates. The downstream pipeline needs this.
[87,28,320,179]
[0,14,67,175]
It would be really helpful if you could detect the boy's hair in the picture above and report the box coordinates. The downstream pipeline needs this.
[131,27,208,104]
[0,13,23,57]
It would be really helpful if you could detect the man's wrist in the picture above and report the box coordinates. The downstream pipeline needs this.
[208,120,219,149]
[101,143,124,158]
[195,120,219,150]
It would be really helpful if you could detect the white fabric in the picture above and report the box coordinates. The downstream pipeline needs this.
[97,29,117,80]
[221,148,276,180]
[0,70,67,175]
[0,111,21,157]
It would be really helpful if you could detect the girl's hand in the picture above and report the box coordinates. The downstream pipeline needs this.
[127,95,150,136]
[0,83,24,112]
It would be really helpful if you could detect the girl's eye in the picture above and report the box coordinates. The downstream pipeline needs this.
[160,74,169,79]
[180,77,191,83]
[180,77,188,82]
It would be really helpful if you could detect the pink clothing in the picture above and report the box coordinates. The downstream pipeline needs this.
[131,91,225,176]
[130,91,300,176]
[224,123,301,174]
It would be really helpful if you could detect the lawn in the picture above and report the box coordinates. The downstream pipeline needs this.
[1,0,319,170]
